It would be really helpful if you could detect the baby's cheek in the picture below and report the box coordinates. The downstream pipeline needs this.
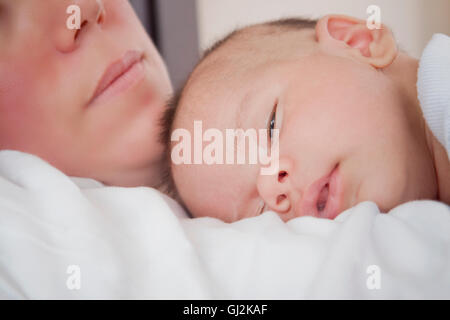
[360,159,411,212]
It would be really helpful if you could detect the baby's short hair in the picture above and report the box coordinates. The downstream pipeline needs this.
[159,17,318,209]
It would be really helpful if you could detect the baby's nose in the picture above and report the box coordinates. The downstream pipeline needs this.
[256,158,297,214]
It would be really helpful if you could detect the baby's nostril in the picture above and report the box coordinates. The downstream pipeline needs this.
[278,171,288,183]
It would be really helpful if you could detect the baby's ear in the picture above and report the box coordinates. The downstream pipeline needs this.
[316,14,397,68]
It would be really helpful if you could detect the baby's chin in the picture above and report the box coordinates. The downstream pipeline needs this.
[360,181,429,213]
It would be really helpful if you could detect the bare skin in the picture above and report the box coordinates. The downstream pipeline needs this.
[0,0,172,187]
[171,15,449,222]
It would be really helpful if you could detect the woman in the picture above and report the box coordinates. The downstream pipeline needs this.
[0,0,172,187]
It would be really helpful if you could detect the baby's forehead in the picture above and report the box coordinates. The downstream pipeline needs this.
[174,74,233,131]
[204,25,316,64]
[173,25,317,130]
[186,27,317,94]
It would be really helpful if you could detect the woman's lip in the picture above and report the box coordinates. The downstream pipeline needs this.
[295,164,342,219]
[88,50,144,106]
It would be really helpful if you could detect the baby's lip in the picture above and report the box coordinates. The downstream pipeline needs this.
[295,164,342,220]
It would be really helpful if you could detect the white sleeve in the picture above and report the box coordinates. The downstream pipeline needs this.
[417,33,450,158]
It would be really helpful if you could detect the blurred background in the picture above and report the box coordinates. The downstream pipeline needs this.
[130,0,450,90]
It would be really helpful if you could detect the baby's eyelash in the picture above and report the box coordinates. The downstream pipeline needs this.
[268,100,278,140]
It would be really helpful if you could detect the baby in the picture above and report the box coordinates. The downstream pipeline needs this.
[162,15,450,222]
[0,0,172,188]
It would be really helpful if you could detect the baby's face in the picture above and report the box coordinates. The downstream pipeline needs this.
[0,0,172,186]
[172,25,436,222]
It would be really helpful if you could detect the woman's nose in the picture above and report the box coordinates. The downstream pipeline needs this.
[54,0,105,53]
[256,159,295,214]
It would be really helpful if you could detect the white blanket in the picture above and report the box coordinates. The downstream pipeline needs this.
[0,150,449,299]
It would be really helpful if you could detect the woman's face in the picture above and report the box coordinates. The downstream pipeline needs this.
[0,0,172,186]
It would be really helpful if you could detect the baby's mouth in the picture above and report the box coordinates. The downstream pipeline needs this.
[317,183,329,212]
[295,164,341,220]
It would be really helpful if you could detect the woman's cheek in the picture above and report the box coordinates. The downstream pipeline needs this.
[0,64,52,149]
[103,0,136,30]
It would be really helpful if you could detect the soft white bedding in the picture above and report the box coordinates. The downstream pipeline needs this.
[0,150,449,299]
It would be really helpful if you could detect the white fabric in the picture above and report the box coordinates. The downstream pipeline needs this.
[417,33,450,157]
[0,151,449,299]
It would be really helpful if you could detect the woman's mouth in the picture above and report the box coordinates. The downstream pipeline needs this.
[295,164,343,220]
[88,50,145,106]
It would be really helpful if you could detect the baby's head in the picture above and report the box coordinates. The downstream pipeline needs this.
[0,0,172,187]
[164,15,438,222]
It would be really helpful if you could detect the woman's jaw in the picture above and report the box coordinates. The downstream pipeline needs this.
[0,0,173,187]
